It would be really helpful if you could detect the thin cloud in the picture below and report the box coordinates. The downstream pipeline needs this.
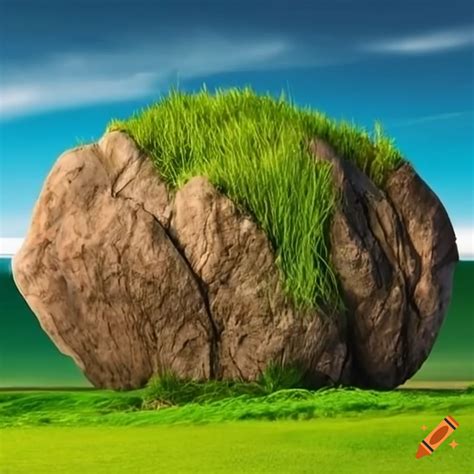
[1,74,158,119]
[2,25,473,119]
[363,25,474,54]
[0,35,297,119]
[390,111,473,127]
[455,227,474,260]
[0,238,24,258]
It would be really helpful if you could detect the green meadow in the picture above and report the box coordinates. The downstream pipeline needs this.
[1,388,473,473]
[2,414,473,474]
[1,386,474,427]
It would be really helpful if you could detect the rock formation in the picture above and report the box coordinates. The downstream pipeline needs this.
[311,139,458,388]
[13,131,458,389]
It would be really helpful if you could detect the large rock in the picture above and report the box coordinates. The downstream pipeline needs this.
[13,132,458,389]
[13,133,213,389]
[170,175,347,385]
[311,139,458,388]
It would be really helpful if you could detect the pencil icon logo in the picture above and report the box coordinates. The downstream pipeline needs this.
[416,416,459,459]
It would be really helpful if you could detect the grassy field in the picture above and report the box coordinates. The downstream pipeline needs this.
[1,385,473,472]
[1,412,472,473]
[1,386,474,427]
[1,388,474,472]
[109,88,403,309]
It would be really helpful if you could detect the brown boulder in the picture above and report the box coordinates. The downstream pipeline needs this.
[170,175,347,385]
[13,132,213,389]
[12,132,458,389]
[311,139,458,388]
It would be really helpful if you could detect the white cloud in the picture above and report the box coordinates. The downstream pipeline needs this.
[2,25,473,119]
[1,74,158,119]
[455,227,474,260]
[2,228,473,259]
[0,35,294,119]
[363,26,474,54]
[0,238,24,258]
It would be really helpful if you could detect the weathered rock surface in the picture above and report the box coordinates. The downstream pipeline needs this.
[311,139,458,388]
[13,132,458,389]
[13,133,212,389]
[171,176,347,385]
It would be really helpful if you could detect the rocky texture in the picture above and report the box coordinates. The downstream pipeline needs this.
[13,132,458,389]
[13,133,211,389]
[311,139,458,388]
[170,176,347,386]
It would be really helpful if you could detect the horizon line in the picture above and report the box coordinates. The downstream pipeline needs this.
[3,233,474,261]
[1,254,474,261]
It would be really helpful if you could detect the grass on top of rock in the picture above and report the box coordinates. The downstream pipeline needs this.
[108,88,404,310]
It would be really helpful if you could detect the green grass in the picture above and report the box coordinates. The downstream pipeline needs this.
[1,387,473,428]
[144,372,264,407]
[143,364,304,406]
[2,414,473,473]
[2,389,472,472]
[258,362,304,394]
[108,88,404,310]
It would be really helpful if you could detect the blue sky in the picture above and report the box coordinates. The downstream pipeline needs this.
[0,0,473,257]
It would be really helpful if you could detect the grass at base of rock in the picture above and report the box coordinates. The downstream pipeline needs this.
[1,386,473,428]
[143,364,305,406]
[108,88,404,310]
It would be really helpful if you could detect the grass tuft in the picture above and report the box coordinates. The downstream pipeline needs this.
[143,364,305,407]
[143,371,264,407]
[108,88,404,310]
[259,362,304,393]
